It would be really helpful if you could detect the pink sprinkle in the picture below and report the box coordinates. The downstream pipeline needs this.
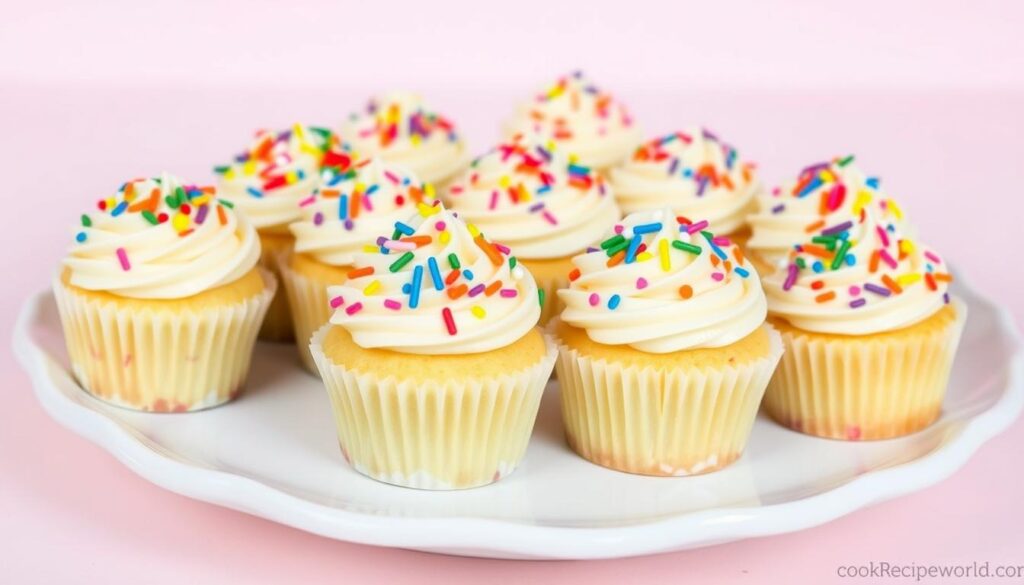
[879,249,898,269]
[542,210,558,225]
[383,240,416,251]
[588,293,600,306]
[362,194,374,212]
[383,299,402,310]
[711,272,724,281]
[434,221,446,231]
[636,277,648,289]
[875,225,890,247]
[345,302,363,315]
[924,251,942,264]
[494,243,511,255]
[848,285,861,297]
[449,186,463,195]
[299,196,316,207]
[614,224,624,234]
[384,171,400,184]
[712,236,731,246]
[116,248,131,271]
[489,190,499,210]
[329,296,345,308]
[686,220,709,234]
[499,288,518,298]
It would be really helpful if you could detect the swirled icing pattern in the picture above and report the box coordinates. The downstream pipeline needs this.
[610,128,760,234]
[762,202,952,335]
[65,173,260,299]
[504,72,641,170]
[747,156,912,268]
[290,155,428,266]
[338,92,469,185]
[215,124,335,231]
[558,209,767,352]
[445,137,620,259]
[325,202,541,354]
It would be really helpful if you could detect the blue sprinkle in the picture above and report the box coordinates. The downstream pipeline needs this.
[608,294,621,310]
[866,177,880,189]
[625,234,642,263]
[75,232,87,243]
[845,254,856,266]
[683,168,693,178]
[366,184,379,196]
[427,257,443,291]
[812,261,824,273]
[632,222,662,235]
[462,269,475,281]
[246,186,264,198]
[402,283,411,294]
[797,176,823,197]
[537,184,552,195]
[735,267,750,278]
[395,221,415,236]
[111,201,128,217]
[339,195,348,220]
[409,265,423,309]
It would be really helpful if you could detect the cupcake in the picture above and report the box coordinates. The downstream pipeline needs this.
[215,124,336,341]
[54,173,275,412]
[280,154,426,373]
[610,128,761,241]
[337,92,470,188]
[746,155,911,275]
[551,209,783,476]
[503,71,642,173]
[444,136,621,324]
[761,203,965,440]
[309,202,557,489]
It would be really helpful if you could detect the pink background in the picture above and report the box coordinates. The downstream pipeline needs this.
[3,1,1023,583]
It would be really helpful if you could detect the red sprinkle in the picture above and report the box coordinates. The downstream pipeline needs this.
[442,307,457,335]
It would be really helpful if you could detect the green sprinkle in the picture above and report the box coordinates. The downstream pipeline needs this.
[141,210,158,225]
[391,229,402,240]
[831,239,852,270]
[812,235,838,251]
[837,155,855,167]
[538,288,546,307]
[606,239,630,256]
[509,257,517,269]
[796,257,807,269]
[165,195,180,209]
[218,198,235,208]
[671,240,702,255]
[389,252,415,273]
[213,165,230,174]
[447,253,461,270]
[600,234,626,250]
[174,186,186,207]
[81,214,92,227]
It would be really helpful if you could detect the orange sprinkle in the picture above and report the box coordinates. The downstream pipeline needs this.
[400,235,432,247]
[216,205,227,225]
[804,219,826,234]
[447,284,468,300]
[933,272,953,282]
[568,268,581,281]
[815,291,836,303]
[724,260,733,273]
[800,244,833,259]
[408,186,423,203]
[925,272,938,291]
[347,266,374,279]
[475,236,503,266]
[320,189,340,198]
[445,269,461,285]
[710,254,721,267]
[607,250,625,267]
[485,280,502,296]
[881,274,903,294]
[678,285,693,299]
[349,193,360,219]
[732,246,745,266]
[869,250,881,273]
[128,188,160,212]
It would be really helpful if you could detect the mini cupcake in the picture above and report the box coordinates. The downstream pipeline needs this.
[337,92,470,188]
[504,71,642,174]
[309,202,557,489]
[761,203,965,440]
[280,154,426,373]
[610,128,760,241]
[54,173,275,412]
[444,136,621,323]
[552,209,783,476]
[215,124,335,341]
[746,155,911,275]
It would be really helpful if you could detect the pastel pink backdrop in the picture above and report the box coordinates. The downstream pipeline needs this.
[2,1,1023,583]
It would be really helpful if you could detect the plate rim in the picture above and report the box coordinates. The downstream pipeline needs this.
[12,274,1024,560]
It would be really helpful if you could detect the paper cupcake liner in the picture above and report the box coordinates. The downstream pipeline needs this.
[256,232,295,342]
[551,324,784,476]
[53,269,276,412]
[309,325,558,490]
[762,299,967,440]
[278,257,335,375]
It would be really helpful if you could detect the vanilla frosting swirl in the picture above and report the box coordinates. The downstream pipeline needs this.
[65,173,260,299]
[338,92,470,185]
[503,72,642,170]
[610,128,760,234]
[445,137,620,259]
[290,156,426,266]
[216,124,333,232]
[326,203,541,354]
[763,204,951,335]
[558,209,767,352]
[747,157,913,269]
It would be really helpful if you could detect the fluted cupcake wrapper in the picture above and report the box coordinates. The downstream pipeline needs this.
[53,269,276,412]
[277,254,334,375]
[256,232,295,342]
[762,299,967,440]
[309,325,558,490]
[552,325,784,476]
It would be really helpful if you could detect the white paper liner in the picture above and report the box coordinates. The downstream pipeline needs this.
[52,268,276,412]
[551,323,784,476]
[256,232,295,342]
[278,255,338,375]
[309,325,558,490]
[762,298,967,440]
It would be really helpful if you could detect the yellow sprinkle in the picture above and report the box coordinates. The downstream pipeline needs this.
[568,153,579,164]
[467,223,481,237]
[355,182,366,193]
[362,244,379,253]
[285,171,298,184]
[192,195,211,206]
[546,140,557,152]
[819,169,835,183]
[517,183,531,202]
[659,239,671,272]
[636,251,653,262]
[243,160,256,176]
[417,202,440,217]
[292,123,305,140]
[363,280,381,296]
[900,239,915,255]
[410,134,422,146]
[105,196,116,209]
[471,306,486,319]
[888,199,904,220]
[852,190,873,214]
[300,144,321,157]
[439,230,451,245]
[172,212,190,232]
[499,175,511,189]
[223,168,236,180]
[897,273,922,287]
[425,183,436,199]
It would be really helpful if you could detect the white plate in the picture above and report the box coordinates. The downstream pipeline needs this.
[12,275,1024,560]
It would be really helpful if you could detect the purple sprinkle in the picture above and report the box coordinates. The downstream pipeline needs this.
[667,158,679,176]
[343,219,354,231]
[800,161,830,176]
[468,284,486,297]
[943,292,950,304]
[864,283,892,297]
[771,203,786,214]
[783,264,798,291]
[376,236,387,246]
[194,204,209,225]
[528,202,545,213]
[313,212,324,226]
[849,298,867,309]
[821,220,853,236]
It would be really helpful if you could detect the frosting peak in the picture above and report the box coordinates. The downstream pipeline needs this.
[65,173,260,299]
[325,202,541,354]
[445,137,621,259]
[558,209,767,353]
[610,128,760,234]
[504,72,641,170]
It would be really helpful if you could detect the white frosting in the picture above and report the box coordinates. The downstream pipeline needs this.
[503,72,641,170]
[445,138,620,259]
[762,204,951,335]
[216,124,331,231]
[65,173,260,299]
[290,156,425,266]
[326,203,541,354]
[338,92,469,185]
[558,208,767,352]
[610,128,760,234]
